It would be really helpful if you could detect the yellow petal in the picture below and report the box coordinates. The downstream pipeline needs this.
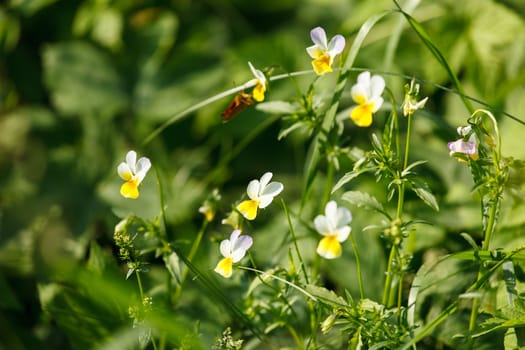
[236,200,259,220]
[214,257,233,278]
[120,180,139,199]
[350,104,374,127]
[352,93,367,105]
[252,82,266,102]
[316,235,342,259]
[312,55,332,75]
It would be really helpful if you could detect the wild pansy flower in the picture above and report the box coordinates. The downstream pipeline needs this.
[214,229,253,278]
[350,71,385,127]
[117,150,151,199]
[448,125,478,161]
[198,189,221,221]
[248,62,267,102]
[402,79,428,117]
[314,201,352,259]
[236,172,283,220]
[306,26,345,75]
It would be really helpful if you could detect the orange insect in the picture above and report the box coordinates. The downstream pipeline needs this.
[221,92,254,122]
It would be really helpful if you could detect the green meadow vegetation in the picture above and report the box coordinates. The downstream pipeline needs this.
[2,0,525,349]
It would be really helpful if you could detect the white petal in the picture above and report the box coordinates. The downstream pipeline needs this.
[117,162,132,180]
[125,150,137,173]
[135,157,151,183]
[257,195,274,209]
[336,226,351,242]
[306,45,323,59]
[369,75,385,98]
[258,172,273,192]
[458,125,472,137]
[324,201,338,223]
[229,229,242,244]
[246,180,260,200]
[260,182,283,197]
[314,215,330,236]
[356,71,371,89]
[248,62,266,84]
[231,235,253,262]
[371,96,384,113]
[328,34,345,56]
[219,239,232,258]
[310,27,328,49]
[336,206,352,227]
[351,84,368,102]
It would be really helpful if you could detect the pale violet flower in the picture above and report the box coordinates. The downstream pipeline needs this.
[117,150,151,199]
[306,26,345,75]
[448,125,478,161]
[248,62,267,102]
[314,201,352,259]
[236,172,284,220]
[214,230,253,278]
[350,71,385,127]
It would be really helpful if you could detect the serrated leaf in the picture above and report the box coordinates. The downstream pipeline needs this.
[278,121,306,140]
[409,177,439,211]
[342,190,388,217]
[304,284,347,307]
[332,166,377,193]
[401,160,428,177]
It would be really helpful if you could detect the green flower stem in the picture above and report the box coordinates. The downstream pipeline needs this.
[281,199,309,284]
[467,109,503,336]
[403,113,413,169]
[173,218,209,302]
[239,266,318,301]
[383,110,413,307]
[135,269,145,301]
[349,232,365,299]
[154,166,170,242]
[321,160,335,209]
[135,270,159,350]
[382,243,397,306]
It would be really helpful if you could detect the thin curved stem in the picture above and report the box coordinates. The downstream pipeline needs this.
[281,199,309,284]
[349,233,365,299]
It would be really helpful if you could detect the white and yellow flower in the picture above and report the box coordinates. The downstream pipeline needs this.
[214,229,253,278]
[350,71,385,127]
[314,201,352,259]
[117,150,151,199]
[306,26,345,75]
[248,62,267,102]
[236,172,283,220]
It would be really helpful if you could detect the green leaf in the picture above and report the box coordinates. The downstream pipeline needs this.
[256,100,301,114]
[304,284,347,308]
[342,190,389,218]
[409,177,439,211]
[332,166,377,193]
[401,160,428,177]
[43,41,128,118]
[163,252,182,285]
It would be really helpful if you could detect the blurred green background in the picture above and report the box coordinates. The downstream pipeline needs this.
[1,0,525,348]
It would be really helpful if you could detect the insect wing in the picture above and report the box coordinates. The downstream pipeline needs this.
[221,92,254,122]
